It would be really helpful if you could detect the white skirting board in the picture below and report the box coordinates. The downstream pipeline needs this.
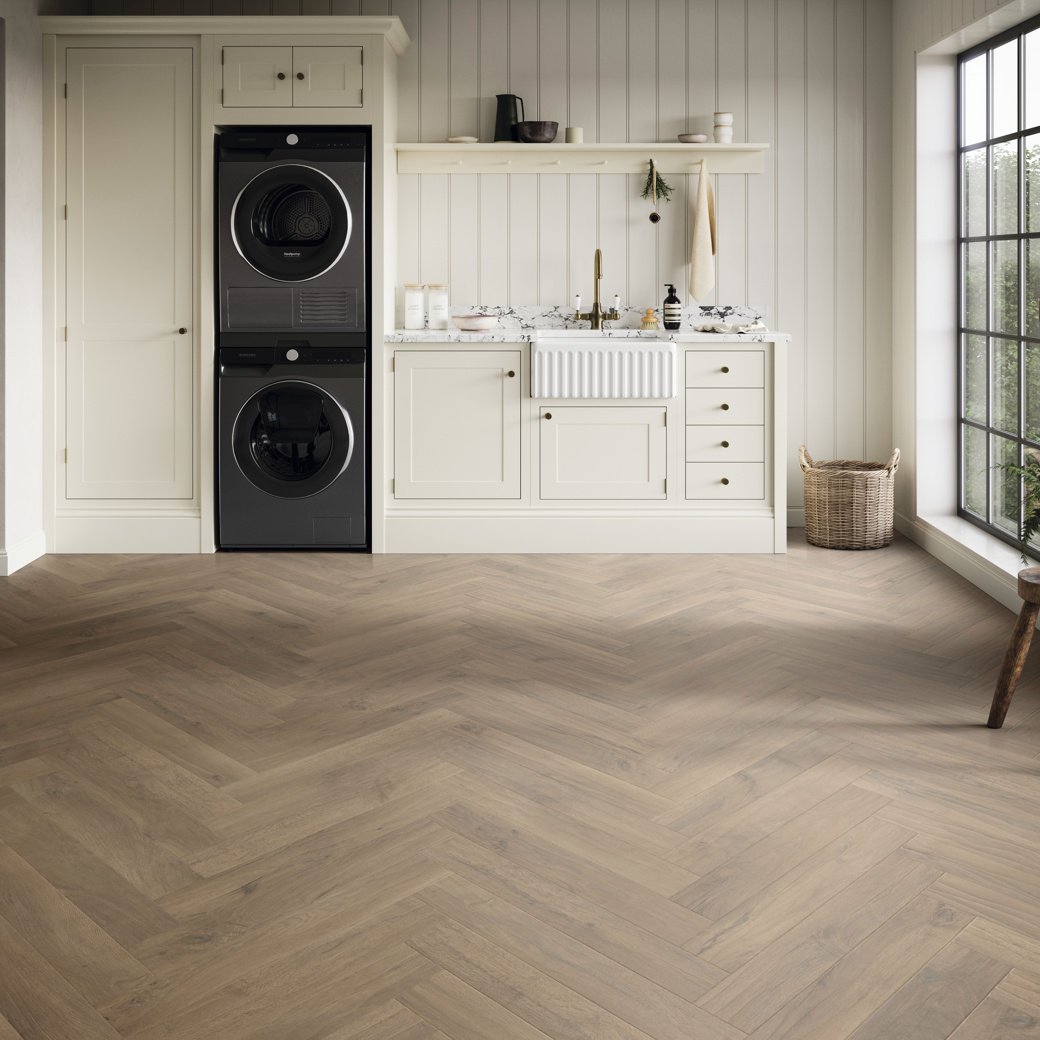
[53,515,203,554]
[384,514,785,554]
[0,531,47,576]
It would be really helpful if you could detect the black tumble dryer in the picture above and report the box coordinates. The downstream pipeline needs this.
[218,346,366,548]
[217,127,368,347]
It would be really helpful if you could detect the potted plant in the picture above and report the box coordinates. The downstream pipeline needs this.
[999,449,1040,561]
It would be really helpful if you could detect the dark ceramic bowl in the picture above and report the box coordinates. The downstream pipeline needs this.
[516,120,559,143]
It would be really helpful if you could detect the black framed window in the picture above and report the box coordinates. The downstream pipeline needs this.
[959,16,1040,552]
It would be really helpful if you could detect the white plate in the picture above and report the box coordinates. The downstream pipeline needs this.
[447,136,478,143]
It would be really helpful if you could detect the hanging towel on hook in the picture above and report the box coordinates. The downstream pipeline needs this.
[688,160,716,301]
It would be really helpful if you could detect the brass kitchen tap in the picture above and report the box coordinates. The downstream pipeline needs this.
[575,248,621,330]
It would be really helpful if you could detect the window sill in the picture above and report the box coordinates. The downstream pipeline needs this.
[901,511,1025,613]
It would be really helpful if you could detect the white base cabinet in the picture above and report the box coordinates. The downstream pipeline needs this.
[386,338,788,554]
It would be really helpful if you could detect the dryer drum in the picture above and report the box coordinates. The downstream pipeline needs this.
[231,164,352,283]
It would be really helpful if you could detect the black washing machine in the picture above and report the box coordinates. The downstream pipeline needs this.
[217,127,368,347]
[218,345,366,548]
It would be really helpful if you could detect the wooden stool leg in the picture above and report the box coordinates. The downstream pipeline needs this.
[989,601,1040,728]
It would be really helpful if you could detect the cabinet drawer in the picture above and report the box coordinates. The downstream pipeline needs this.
[685,425,764,462]
[686,350,764,388]
[685,388,764,425]
[685,463,765,500]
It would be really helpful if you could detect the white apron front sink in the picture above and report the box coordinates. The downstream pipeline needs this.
[532,332,676,399]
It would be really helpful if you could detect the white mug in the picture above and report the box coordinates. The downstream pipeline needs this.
[713,111,734,126]
[713,126,733,144]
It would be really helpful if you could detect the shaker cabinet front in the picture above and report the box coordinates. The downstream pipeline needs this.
[393,351,522,499]
[222,45,363,108]
[64,47,194,501]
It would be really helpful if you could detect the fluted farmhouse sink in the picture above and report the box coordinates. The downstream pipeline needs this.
[532,331,676,399]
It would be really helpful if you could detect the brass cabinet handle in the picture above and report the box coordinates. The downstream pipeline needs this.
[721,403,730,410]
[721,477,730,485]
[721,365,730,373]
[277,72,286,80]
[507,370,516,378]
[544,412,552,420]
[178,327,187,335]
[721,440,730,448]
[297,72,305,80]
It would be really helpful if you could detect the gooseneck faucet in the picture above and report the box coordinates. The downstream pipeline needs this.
[575,248,621,330]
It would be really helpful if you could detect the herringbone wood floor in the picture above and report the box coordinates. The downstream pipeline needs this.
[2,538,1040,1039]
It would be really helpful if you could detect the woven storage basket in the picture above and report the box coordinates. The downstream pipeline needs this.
[798,445,900,550]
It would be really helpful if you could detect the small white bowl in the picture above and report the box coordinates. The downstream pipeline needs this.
[452,314,497,332]
[447,136,478,143]
[677,133,709,144]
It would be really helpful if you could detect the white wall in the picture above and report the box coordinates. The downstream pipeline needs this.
[80,0,895,516]
[0,0,45,574]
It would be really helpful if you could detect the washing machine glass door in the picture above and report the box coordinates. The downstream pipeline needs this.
[233,380,354,498]
[231,164,352,283]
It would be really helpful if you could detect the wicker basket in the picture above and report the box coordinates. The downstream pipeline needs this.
[798,446,900,550]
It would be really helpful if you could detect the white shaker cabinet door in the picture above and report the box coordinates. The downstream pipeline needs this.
[394,351,522,499]
[222,47,293,107]
[65,48,194,500]
[292,47,363,108]
[539,406,667,500]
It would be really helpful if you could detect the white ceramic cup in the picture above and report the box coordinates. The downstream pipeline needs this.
[713,111,734,125]
[565,126,583,143]
[713,126,734,144]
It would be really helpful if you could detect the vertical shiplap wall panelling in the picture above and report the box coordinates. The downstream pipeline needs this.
[539,0,570,305]
[393,0,420,317]
[418,0,451,286]
[628,0,659,310]
[804,0,836,459]
[745,0,776,328]
[568,0,600,303]
[331,0,361,15]
[686,0,716,306]
[776,0,807,493]
[449,0,481,304]
[479,0,509,304]
[834,0,864,459]
[658,0,690,294]
[598,0,630,304]
[715,0,747,306]
[509,1,540,304]
[360,0,389,13]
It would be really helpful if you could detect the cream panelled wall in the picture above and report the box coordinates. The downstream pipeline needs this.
[80,0,893,510]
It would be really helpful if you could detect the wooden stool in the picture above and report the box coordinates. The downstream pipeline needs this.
[988,567,1040,728]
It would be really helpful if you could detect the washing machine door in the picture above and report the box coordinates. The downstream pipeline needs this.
[231,164,352,283]
[232,380,354,498]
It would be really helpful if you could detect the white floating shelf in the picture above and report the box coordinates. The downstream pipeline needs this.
[395,142,768,176]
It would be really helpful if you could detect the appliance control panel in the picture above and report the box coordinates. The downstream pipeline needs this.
[220,346,366,367]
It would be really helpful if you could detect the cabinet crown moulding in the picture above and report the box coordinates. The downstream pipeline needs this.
[394,142,768,176]
[38,15,411,54]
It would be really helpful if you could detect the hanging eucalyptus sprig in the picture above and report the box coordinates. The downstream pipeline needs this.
[641,159,673,204]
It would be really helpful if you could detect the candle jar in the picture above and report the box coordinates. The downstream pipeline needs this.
[404,283,425,330]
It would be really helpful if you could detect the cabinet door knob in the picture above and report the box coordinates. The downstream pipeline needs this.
[507,370,516,378]
[544,412,552,420]
[296,72,305,80]
[721,477,730,485]
[721,402,730,410]
[277,72,286,80]
[721,365,730,373]
[721,440,730,448]
[178,327,187,335]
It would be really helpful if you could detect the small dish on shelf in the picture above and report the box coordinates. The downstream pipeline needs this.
[452,314,497,332]
[677,133,709,143]
[516,121,559,143]
[447,136,478,143]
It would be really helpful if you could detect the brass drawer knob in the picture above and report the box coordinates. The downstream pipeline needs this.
[721,477,730,486]
[297,72,305,80]
[721,440,730,448]
[507,370,516,378]
[277,72,286,80]
[721,365,730,373]
[178,327,187,335]
[544,412,552,420]
[721,403,730,411]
